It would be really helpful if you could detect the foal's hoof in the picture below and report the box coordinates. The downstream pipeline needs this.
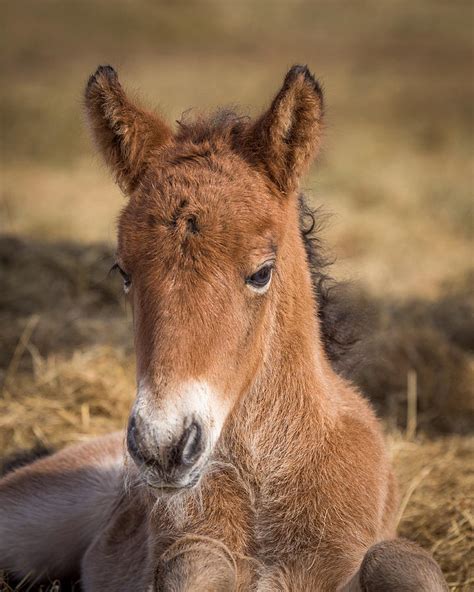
[359,539,448,591]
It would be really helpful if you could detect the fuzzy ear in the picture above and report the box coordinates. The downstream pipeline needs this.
[245,65,324,195]
[84,65,172,192]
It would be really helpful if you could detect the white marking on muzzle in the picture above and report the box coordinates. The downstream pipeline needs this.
[134,379,227,452]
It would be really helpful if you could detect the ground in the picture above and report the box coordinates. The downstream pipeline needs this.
[0,1,473,590]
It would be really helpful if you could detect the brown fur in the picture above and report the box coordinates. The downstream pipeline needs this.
[0,65,447,591]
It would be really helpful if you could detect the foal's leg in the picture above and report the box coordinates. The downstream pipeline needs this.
[80,490,153,591]
[0,432,124,581]
[153,539,250,592]
[149,467,255,592]
[81,492,249,592]
[342,539,448,592]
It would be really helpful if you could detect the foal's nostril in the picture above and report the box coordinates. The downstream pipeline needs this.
[127,414,148,465]
[171,422,203,468]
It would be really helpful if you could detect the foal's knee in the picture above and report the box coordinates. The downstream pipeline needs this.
[358,539,447,592]
[153,540,248,592]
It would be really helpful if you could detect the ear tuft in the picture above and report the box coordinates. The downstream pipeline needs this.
[285,64,324,108]
[84,65,172,193]
[244,64,324,195]
[85,65,119,99]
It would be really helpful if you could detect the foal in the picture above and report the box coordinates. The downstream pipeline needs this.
[0,65,446,591]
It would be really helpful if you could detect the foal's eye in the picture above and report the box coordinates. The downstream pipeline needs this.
[111,263,132,293]
[246,264,274,293]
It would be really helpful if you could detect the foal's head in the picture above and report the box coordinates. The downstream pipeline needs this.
[85,65,324,491]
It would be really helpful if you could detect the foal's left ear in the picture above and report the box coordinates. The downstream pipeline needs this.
[84,65,173,193]
[245,65,324,195]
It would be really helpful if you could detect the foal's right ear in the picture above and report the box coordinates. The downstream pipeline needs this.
[84,66,172,193]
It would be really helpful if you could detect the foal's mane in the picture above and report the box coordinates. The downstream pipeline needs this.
[298,196,360,366]
[176,109,359,366]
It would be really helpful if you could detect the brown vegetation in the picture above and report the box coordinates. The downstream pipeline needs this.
[1,0,472,589]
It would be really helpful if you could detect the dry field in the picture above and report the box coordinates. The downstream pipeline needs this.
[1,1,473,590]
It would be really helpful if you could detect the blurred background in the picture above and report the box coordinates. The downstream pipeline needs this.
[1,1,473,589]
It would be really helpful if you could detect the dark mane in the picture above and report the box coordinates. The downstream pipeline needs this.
[298,195,360,367]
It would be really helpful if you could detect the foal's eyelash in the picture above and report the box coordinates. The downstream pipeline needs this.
[109,263,122,278]
[109,262,132,295]
[109,262,130,280]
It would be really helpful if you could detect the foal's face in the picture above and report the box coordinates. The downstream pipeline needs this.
[85,64,323,490]
[118,154,285,489]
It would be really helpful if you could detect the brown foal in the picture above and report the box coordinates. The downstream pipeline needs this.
[0,65,447,591]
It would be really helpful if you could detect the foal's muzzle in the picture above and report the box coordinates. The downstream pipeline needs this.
[126,412,204,490]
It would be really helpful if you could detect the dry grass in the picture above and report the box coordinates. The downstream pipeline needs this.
[1,0,473,589]
[1,346,134,456]
[348,276,474,435]
[1,343,473,590]
[392,435,474,591]
[1,238,473,590]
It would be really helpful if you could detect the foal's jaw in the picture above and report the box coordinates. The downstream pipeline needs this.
[127,380,228,491]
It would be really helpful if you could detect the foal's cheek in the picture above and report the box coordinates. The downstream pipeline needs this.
[223,293,273,389]
[130,288,160,379]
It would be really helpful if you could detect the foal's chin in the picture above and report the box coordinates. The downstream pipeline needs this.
[138,460,207,497]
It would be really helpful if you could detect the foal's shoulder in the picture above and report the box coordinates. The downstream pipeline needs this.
[329,375,386,447]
